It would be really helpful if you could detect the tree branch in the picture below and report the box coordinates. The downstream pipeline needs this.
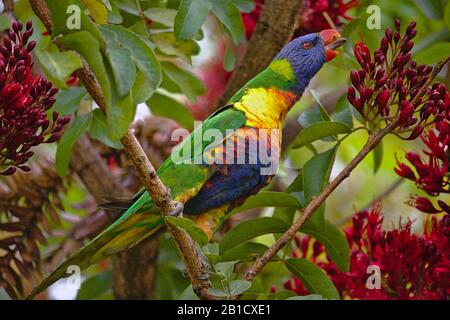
[217,0,303,107]
[30,0,214,300]
[244,125,393,281]
[242,57,450,283]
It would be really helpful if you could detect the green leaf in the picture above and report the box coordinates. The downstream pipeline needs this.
[81,0,109,24]
[333,94,354,128]
[228,191,302,217]
[223,45,236,71]
[292,121,351,149]
[215,260,238,280]
[287,294,323,300]
[285,258,340,300]
[0,14,11,31]
[298,104,331,128]
[231,0,255,13]
[229,280,252,296]
[373,140,383,173]
[76,271,112,300]
[166,216,209,246]
[174,0,212,40]
[161,61,205,102]
[35,48,83,88]
[56,113,93,177]
[101,31,137,97]
[301,219,350,272]
[107,91,135,141]
[211,0,244,44]
[147,92,194,130]
[144,8,177,27]
[47,0,104,42]
[99,25,161,92]
[179,285,200,300]
[132,72,155,105]
[445,2,450,30]
[89,109,123,149]
[53,87,87,116]
[217,241,268,262]
[414,42,450,65]
[219,217,290,254]
[303,148,336,227]
[151,32,200,63]
[60,31,112,110]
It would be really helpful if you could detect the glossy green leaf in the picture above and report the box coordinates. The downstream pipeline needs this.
[166,216,209,246]
[285,258,340,300]
[76,271,112,300]
[303,148,336,227]
[292,121,351,149]
[82,0,108,24]
[287,294,323,300]
[211,0,244,44]
[60,31,112,110]
[373,140,383,173]
[229,191,302,217]
[0,14,10,31]
[224,45,236,71]
[174,0,212,40]
[35,48,83,88]
[144,8,177,27]
[217,241,268,262]
[89,109,123,149]
[445,2,450,30]
[151,32,200,63]
[101,30,136,97]
[47,0,104,42]
[231,0,255,12]
[99,25,161,91]
[147,92,194,130]
[415,42,450,65]
[301,219,350,272]
[52,87,87,116]
[333,94,354,128]
[56,113,93,177]
[161,61,205,102]
[107,91,135,141]
[229,280,252,296]
[219,217,290,253]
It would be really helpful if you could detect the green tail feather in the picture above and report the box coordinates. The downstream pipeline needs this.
[26,194,163,300]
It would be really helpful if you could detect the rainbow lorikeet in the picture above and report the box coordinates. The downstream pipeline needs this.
[28,29,345,298]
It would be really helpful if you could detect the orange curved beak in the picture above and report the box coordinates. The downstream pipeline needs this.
[319,29,346,62]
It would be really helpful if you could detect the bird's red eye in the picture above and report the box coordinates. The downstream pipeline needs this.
[303,42,312,49]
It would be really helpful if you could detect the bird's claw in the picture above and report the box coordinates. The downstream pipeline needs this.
[168,201,184,217]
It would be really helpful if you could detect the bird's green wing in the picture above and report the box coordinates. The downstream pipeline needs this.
[27,107,247,299]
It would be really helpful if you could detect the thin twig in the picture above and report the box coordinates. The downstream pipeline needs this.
[242,57,450,284]
[30,0,215,300]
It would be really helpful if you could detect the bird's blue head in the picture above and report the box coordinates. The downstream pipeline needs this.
[274,29,346,94]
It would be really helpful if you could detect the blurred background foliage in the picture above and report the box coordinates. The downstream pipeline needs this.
[0,0,449,300]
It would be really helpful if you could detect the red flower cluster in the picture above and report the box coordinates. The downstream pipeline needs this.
[395,120,449,214]
[0,21,69,176]
[347,20,449,137]
[297,0,360,35]
[285,207,450,299]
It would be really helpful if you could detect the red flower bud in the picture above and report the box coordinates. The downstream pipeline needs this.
[354,42,371,67]
[412,196,441,214]
[376,89,390,110]
[395,163,416,180]
[398,100,413,124]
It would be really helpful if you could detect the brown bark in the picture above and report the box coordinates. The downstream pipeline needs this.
[217,0,304,106]
[31,0,213,300]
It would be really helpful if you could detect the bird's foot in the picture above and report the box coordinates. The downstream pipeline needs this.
[168,201,184,217]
